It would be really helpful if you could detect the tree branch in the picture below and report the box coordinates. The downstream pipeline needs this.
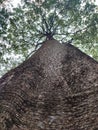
[25,36,44,59]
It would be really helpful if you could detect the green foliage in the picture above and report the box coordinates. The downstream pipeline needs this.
[0,0,4,4]
[0,0,98,76]
[0,8,9,34]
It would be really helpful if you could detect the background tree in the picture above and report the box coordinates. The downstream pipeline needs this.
[0,0,98,76]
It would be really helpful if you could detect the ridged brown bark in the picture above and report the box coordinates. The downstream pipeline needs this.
[0,39,98,130]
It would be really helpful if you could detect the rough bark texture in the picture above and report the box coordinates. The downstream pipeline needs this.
[0,39,98,130]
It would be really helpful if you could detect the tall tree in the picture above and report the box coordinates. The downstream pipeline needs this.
[0,0,98,76]
[0,39,98,130]
[0,1,98,130]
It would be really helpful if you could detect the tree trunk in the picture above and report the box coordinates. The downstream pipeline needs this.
[0,39,98,130]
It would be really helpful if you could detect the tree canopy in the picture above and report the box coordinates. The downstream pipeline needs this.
[0,0,98,76]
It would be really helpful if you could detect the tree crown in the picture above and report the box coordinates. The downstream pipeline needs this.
[0,0,98,76]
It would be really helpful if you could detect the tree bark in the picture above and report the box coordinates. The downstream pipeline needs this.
[0,39,98,130]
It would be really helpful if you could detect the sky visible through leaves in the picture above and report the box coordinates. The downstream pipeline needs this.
[11,0,98,7]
